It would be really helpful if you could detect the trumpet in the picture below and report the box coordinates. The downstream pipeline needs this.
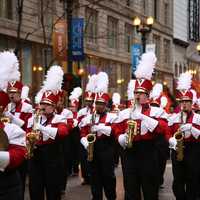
[174,129,184,161]
[87,111,96,162]
[26,109,42,159]
[0,116,10,124]
[126,99,138,148]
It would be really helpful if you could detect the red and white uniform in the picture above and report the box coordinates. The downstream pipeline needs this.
[113,104,171,144]
[0,122,26,171]
[168,111,200,143]
[80,112,117,140]
[6,100,33,130]
[27,114,69,145]
[58,108,74,132]
[77,107,93,127]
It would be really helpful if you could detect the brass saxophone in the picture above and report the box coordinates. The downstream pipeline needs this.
[174,111,184,161]
[86,111,96,162]
[127,99,138,148]
[26,109,42,159]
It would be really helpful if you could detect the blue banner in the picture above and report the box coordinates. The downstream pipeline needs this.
[131,44,142,75]
[71,18,84,61]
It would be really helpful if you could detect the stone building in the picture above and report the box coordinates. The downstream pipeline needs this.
[0,0,174,97]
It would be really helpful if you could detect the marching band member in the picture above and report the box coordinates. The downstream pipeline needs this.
[0,51,32,199]
[112,52,170,200]
[27,66,70,200]
[168,72,200,200]
[78,74,97,185]
[80,72,117,200]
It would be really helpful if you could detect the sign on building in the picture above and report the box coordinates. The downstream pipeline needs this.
[52,19,67,62]
[146,44,156,53]
[71,18,84,61]
[131,44,142,75]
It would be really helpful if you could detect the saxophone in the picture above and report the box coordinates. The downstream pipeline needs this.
[174,111,184,161]
[86,110,96,162]
[26,109,42,159]
[127,99,138,148]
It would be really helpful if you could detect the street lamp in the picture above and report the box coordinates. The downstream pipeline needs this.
[133,16,154,53]
[196,43,200,55]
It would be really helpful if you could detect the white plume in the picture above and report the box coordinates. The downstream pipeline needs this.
[160,96,168,108]
[21,86,29,100]
[95,72,109,93]
[112,93,121,105]
[0,51,20,89]
[86,74,97,93]
[177,72,192,90]
[150,83,163,100]
[42,65,63,93]
[35,90,44,104]
[134,52,157,80]
[190,89,197,104]
[127,79,136,100]
[69,87,82,101]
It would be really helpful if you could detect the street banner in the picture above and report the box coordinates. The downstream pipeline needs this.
[71,18,84,61]
[131,44,142,75]
[53,19,67,62]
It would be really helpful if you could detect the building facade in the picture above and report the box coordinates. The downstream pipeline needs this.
[0,0,174,98]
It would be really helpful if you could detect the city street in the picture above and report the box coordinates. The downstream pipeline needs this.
[61,161,175,200]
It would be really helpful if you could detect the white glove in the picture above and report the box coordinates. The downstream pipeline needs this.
[141,114,158,132]
[4,112,24,127]
[169,137,177,150]
[73,119,78,127]
[80,137,89,150]
[38,125,57,141]
[118,133,128,149]
[179,124,192,132]
[91,124,111,137]
[131,110,143,120]
[0,151,9,171]
[191,127,200,139]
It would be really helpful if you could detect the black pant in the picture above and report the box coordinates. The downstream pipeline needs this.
[123,140,159,200]
[80,144,90,182]
[90,139,116,200]
[171,142,200,200]
[0,170,22,200]
[29,143,63,200]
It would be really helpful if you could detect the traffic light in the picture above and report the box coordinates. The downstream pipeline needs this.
[62,73,81,92]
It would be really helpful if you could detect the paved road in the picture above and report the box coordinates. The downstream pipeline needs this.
[61,161,175,200]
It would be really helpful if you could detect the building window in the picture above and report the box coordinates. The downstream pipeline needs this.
[0,0,13,19]
[163,39,170,64]
[85,8,98,44]
[164,2,169,25]
[153,34,160,60]
[188,0,200,41]
[153,0,159,21]
[124,23,134,52]
[107,16,118,49]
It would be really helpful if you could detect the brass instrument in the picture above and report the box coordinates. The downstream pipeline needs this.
[175,111,185,161]
[26,109,42,159]
[174,129,184,161]
[0,113,10,151]
[87,110,96,162]
[126,99,138,148]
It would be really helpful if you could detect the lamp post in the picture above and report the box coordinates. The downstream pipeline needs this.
[196,43,200,55]
[133,16,154,53]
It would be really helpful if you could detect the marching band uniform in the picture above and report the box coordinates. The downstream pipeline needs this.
[168,72,200,200]
[150,83,170,188]
[80,72,117,200]
[0,56,27,200]
[0,92,26,200]
[27,66,70,200]
[112,52,170,200]
[78,75,97,185]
